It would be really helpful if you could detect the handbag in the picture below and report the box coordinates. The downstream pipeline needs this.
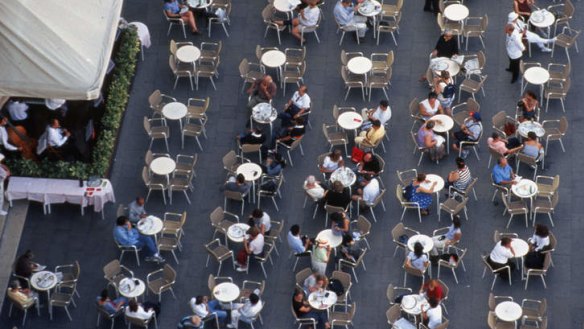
[351,146,364,163]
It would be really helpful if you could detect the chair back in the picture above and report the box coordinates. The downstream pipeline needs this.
[163,264,177,282]
[356,216,371,235]
[208,274,216,292]
[103,260,121,281]
[559,116,569,134]
[261,4,274,22]
[324,204,345,214]
[141,166,151,185]
[435,319,449,329]
[143,116,151,134]
[239,58,250,78]
[125,313,150,327]
[148,90,162,109]
[241,143,262,153]
[370,188,386,207]
[222,150,238,171]
[397,169,417,186]
[331,270,352,291]
[295,267,312,288]
[391,222,407,242]
[224,190,245,201]
[210,207,225,227]
[256,243,274,263]
[386,304,402,324]
[437,279,449,299]
[395,184,406,204]
[403,264,424,277]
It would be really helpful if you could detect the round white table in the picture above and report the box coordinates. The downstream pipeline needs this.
[227,223,251,243]
[400,294,429,315]
[523,67,550,101]
[213,282,241,303]
[431,114,454,154]
[407,234,434,253]
[316,229,343,248]
[188,0,214,9]
[162,102,188,132]
[511,238,530,278]
[274,0,301,13]
[430,57,461,78]
[176,45,201,63]
[422,174,445,217]
[150,157,177,176]
[517,121,545,138]
[443,4,469,21]
[529,10,555,37]
[495,301,523,322]
[137,215,164,237]
[31,271,58,301]
[358,0,382,38]
[337,111,363,131]
[251,103,277,137]
[261,50,286,80]
[347,57,373,76]
[309,290,338,310]
[236,162,262,203]
[511,179,538,199]
[330,167,357,187]
[118,278,146,300]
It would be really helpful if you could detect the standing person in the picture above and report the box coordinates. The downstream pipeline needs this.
[508,12,555,53]
[311,238,331,275]
[505,24,525,84]
[128,196,148,224]
[0,154,9,216]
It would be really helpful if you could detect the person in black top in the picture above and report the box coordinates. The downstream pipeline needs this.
[292,289,330,327]
[323,181,351,209]
[357,152,381,176]
[14,250,37,288]
[424,0,440,13]
[238,128,266,145]
[431,30,459,58]
[274,117,305,148]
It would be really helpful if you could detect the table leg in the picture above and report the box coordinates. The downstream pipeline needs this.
[446,132,450,155]
[436,191,440,222]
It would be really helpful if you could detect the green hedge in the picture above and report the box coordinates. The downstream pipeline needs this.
[7,28,140,179]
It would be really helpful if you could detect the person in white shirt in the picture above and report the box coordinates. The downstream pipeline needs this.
[488,237,516,280]
[0,117,20,152]
[248,208,271,235]
[421,298,443,329]
[351,175,380,205]
[419,92,444,120]
[361,100,392,130]
[528,224,550,252]
[320,149,344,174]
[227,293,263,328]
[280,85,311,127]
[235,227,265,272]
[505,23,525,84]
[189,295,227,323]
[6,99,28,122]
[125,300,155,321]
[128,196,148,224]
[303,175,325,201]
[46,118,70,147]
[508,12,556,53]
[292,0,321,42]
[405,242,430,272]
[334,0,368,38]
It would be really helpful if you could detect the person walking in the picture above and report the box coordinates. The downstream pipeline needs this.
[505,24,525,84]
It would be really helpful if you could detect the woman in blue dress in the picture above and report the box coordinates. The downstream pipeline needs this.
[408,173,437,216]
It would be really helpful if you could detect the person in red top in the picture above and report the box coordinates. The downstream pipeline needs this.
[419,279,443,302]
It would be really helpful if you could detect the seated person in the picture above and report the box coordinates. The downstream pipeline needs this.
[335,234,361,264]
[330,212,350,237]
[274,117,305,148]
[517,90,539,122]
[13,250,38,288]
[238,128,266,145]
[292,288,330,328]
[7,280,37,308]
[113,216,165,263]
[419,92,443,121]
[360,100,392,130]
[433,71,456,113]
[248,75,277,110]
[419,279,443,302]
[190,295,227,323]
[351,175,380,205]
[125,299,156,321]
[46,118,78,159]
[97,288,127,314]
[421,298,443,329]
[279,85,311,127]
[405,242,430,272]
[487,133,522,156]
[417,120,445,162]
[287,224,312,254]
[355,120,385,147]
[487,237,516,280]
[521,131,544,160]
[334,0,368,39]
[492,158,516,186]
[222,174,251,195]
[128,196,148,224]
[0,117,21,153]
[163,0,199,34]
[320,149,344,174]
[323,181,351,209]
[524,224,551,269]
[303,272,328,294]
[446,157,472,193]
[304,175,325,201]
[177,315,202,328]
[291,0,321,42]
[235,227,265,272]
[248,208,271,235]
[431,216,462,255]
[228,293,263,329]
[431,30,459,58]
[356,152,381,176]
[451,112,482,156]
[406,174,437,216]
[261,156,282,177]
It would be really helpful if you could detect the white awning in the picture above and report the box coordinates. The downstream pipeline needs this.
[0,0,123,100]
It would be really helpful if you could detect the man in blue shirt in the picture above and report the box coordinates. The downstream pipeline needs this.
[334,0,368,38]
[287,224,311,254]
[492,158,516,186]
[113,216,164,263]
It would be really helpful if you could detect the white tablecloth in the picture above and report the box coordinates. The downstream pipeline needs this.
[7,177,115,213]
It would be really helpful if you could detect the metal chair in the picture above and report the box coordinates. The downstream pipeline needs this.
[291,303,316,329]
[49,284,76,321]
[402,262,426,286]
[224,190,247,216]
[295,267,313,291]
[54,261,81,299]
[331,270,353,307]
[324,204,346,228]
[395,184,422,223]
[524,253,551,289]
[439,192,469,222]
[386,304,416,328]
[437,246,467,284]
[208,3,231,37]
[332,104,357,121]
[142,166,168,205]
[103,259,134,288]
[481,254,511,290]
[351,216,372,249]
[368,68,392,101]
[551,26,580,65]
[323,123,349,155]
[125,311,158,329]
[487,311,514,329]
[356,188,386,223]
[329,302,356,328]
[532,193,559,227]
[257,174,284,211]
[164,10,186,38]
[114,238,141,266]
[175,153,198,177]
[239,279,265,300]
[458,122,483,160]
[377,12,401,46]
[200,40,222,61]
[448,176,478,201]
[493,230,519,244]
[168,171,194,205]
[265,219,284,255]
[238,141,263,163]
[143,117,169,152]
[491,111,517,138]
[386,283,411,305]
[338,248,367,283]
[262,4,287,45]
[168,55,194,90]
[410,130,433,167]
[299,13,321,46]
[463,14,488,50]
[285,47,306,66]
[542,116,567,153]
[205,239,235,276]
[146,264,177,302]
[516,152,541,180]
[396,169,417,186]
[157,232,182,264]
[488,292,513,312]
[253,243,275,279]
[148,90,176,118]
[276,138,304,166]
[7,288,39,327]
[186,97,210,121]
[239,58,265,93]
[96,299,123,329]
[341,66,366,101]
[281,62,306,95]
[181,116,206,150]
[520,317,548,329]
[210,207,238,245]
[458,74,487,102]
[502,193,529,228]
[162,211,187,238]
[544,77,571,113]
[335,17,361,46]
[194,57,220,91]
[521,298,547,324]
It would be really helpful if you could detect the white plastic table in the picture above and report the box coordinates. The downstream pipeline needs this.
[176,45,201,64]
[337,111,363,131]
[330,167,357,187]
[274,0,301,13]
[137,216,164,243]
[236,163,262,203]
[430,57,460,79]
[431,114,454,154]
[512,178,538,213]
[316,229,343,248]
[118,278,146,300]
[213,282,241,303]
[150,157,176,176]
[529,10,555,37]
[517,121,545,138]
[347,57,373,76]
[407,234,434,253]
[357,0,382,38]
[400,294,429,316]
[251,103,277,137]
[495,301,523,322]
[421,174,445,217]
[162,101,187,132]
[227,223,251,243]
[31,271,59,302]
[187,0,214,9]
[443,4,469,21]
[512,237,530,278]
[261,50,286,80]
[308,290,338,310]
[523,67,550,101]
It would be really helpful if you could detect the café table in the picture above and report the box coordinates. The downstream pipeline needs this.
[529,9,555,37]
[149,157,176,183]
[137,215,164,244]
[430,57,461,78]
[347,57,373,82]
[227,223,251,243]
[274,0,301,18]
[213,282,241,305]
[236,163,263,203]
[431,114,454,154]
[31,270,59,302]
[316,229,343,248]
[495,300,523,324]
[118,277,146,300]
[407,234,434,253]
[357,0,382,39]
[523,67,550,101]
[337,111,363,136]
[444,4,469,22]
[308,290,338,317]
[420,174,445,217]
[187,0,214,9]
[261,50,286,80]
[251,103,277,137]
[400,294,429,316]
[517,121,545,138]
[511,178,538,213]
[330,167,357,188]
[511,238,530,278]
[176,45,201,65]
[162,102,188,131]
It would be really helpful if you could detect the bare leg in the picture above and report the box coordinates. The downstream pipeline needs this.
[182,11,198,32]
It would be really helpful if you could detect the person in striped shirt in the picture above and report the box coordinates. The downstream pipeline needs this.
[446,157,472,193]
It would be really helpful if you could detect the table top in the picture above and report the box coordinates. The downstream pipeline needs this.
[431,114,454,133]
[273,0,301,12]
[187,0,214,9]
[213,282,241,303]
[529,9,555,28]
[511,179,538,198]
[407,234,434,253]
[337,111,363,130]
[511,238,530,258]
[443,4,469,21]
[252,103,277,124]
[162,102,188,120]
[347,57,373,75]
[150,157,176,176]
[31,271,58,291]
[316,229,343,248]
[330,167,357,187]
[137,216,164,236]
[523,67,550,85]
[495,301,523,322]
[261,50,286,68]
[308,290,338,310]
[236,162,262,181]
[227,223,251,243]
[118,278,146,299]
[421,174,445,192]
[358,0,382,17]
[176,45,201,63]
[430,57,460,77]
[517,121,545,138]
[401,294,429,315]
